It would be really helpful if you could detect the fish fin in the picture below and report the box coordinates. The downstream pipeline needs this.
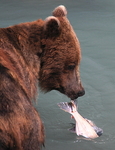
[68,123,76,133]
[57,102,72,113]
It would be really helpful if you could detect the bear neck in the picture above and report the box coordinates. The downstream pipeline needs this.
[0,19,45,102]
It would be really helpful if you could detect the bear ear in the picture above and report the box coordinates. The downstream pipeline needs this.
[43,16,60,38]
[52,5,67,17]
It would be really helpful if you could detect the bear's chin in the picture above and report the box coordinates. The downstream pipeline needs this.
[54,87,79,101]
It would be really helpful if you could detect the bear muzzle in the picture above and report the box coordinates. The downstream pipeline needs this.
[64,80,85,100]
[56,84,85,100]
[67,88,85,100]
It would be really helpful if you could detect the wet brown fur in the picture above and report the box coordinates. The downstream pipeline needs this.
[0,5,84,150]
[0,19,45,150]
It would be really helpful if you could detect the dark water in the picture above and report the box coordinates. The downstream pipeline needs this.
[0,0,115,149]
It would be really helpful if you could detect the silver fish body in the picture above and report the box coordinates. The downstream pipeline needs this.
[58,101,103,139]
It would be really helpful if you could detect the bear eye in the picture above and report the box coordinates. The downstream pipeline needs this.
[67,64,75,70]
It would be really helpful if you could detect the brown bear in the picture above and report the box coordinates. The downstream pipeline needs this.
[0,5,85,150]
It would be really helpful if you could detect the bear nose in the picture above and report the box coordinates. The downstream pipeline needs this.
[71,89,85,100]
[77,89,85,97]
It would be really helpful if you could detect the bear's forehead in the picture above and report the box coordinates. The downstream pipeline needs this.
[43,38,81,65]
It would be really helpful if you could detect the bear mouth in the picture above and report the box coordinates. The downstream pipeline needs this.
[55,86,79,101]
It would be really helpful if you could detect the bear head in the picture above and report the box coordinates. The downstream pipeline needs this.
[39,5,85,100]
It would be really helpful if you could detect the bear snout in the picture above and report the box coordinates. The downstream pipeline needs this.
[67,89,85,100]
[64,84,85,100]
[77,89,85,97]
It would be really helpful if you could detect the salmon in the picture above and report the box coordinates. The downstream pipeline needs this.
[58,101,103,139]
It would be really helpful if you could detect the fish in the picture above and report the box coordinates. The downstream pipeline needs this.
[58,101,103,139]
